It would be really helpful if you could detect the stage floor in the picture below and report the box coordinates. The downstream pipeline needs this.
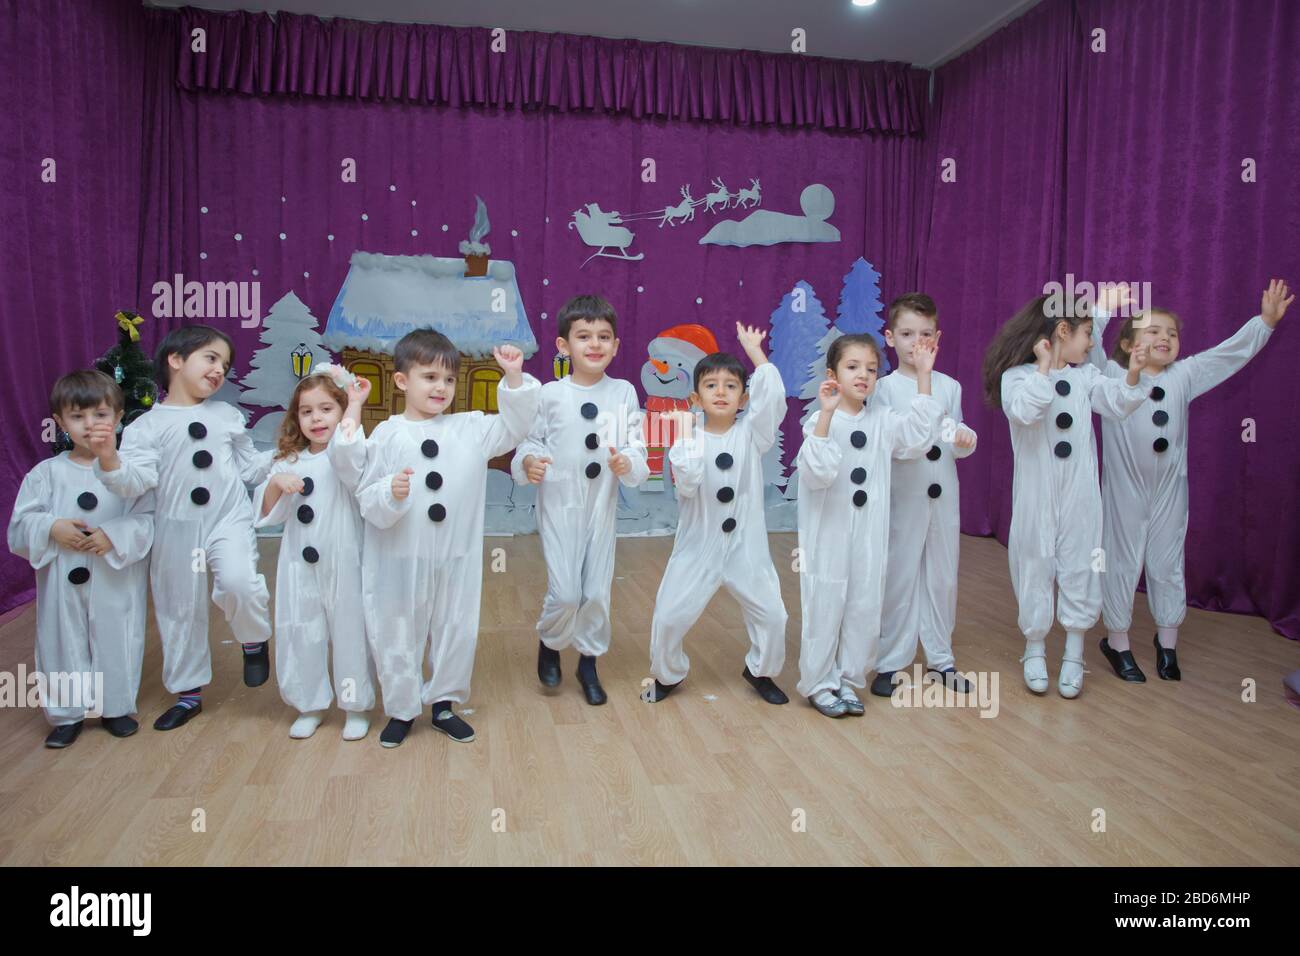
[1,533,1296,866]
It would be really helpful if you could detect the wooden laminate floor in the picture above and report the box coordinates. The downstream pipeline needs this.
[1,533,1296,866]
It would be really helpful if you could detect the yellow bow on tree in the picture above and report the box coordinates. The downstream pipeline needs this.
[115,310,144,342]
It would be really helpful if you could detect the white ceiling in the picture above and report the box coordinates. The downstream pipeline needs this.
[145,0,1042,68]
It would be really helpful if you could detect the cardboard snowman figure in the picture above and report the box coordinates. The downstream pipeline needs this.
[639,325,719,489]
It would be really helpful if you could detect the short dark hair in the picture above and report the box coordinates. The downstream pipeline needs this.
[692,352,748,393]
[394,327,460,375]
[50,369,124,418]
[826,333,883,374]
[154,325,235,390]
[557,295,617,339]
[887,292,938,331]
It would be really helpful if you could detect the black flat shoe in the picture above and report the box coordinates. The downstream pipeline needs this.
[242,643,270,687]
[537,641,561,687]
[643,679,679,703]
[743,667,789,704]
[102,715,139,737]
[870,671,898,698]
[1153,635,1181,681]
[927,667,974,693]
[44,721,83,749]
[1100,638,1147,682]
[153,702,201,731]
[576,656,607,706]
[431,704,475,743]
[380,717,414,748]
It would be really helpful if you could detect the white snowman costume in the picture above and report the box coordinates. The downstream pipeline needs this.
[649,362,788,685]
[8,454,154,725]
[355,375,539,720]
[511,375,648,658]
[1089,310,1274,634]
[254,424,375,715]
[874,370,976,675]
[94,400,273,693]
[795,392,942,699]
[1000,363,1145,647]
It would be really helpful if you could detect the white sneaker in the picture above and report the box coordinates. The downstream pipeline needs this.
[1058,655,1087,699]
[290,712,323,739]
[1020,652,1049,694]
[342,712,370,740]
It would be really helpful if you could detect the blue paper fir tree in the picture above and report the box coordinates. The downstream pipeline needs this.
[769,280,830,399]
[834,256,891,374]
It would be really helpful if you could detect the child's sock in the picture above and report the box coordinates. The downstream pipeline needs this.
[242,642,264,654]
[176,688,202,711]
[290,711,323,739]
[1024,638,1046,660]
[1064,631,1084,660]
[1157,626,1179,649]
[1107,630,1130,652]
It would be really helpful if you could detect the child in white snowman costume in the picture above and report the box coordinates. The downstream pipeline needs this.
[981,294,1149,699]
[795,332,943,717]
[514,295,649,705]
[255,364,376,740]
[92,326,274,731]
[873,293,978,698]
[1088,280,1289,683]
[355,330,539,747]
[9,370,154,748]
[644,322,790,705]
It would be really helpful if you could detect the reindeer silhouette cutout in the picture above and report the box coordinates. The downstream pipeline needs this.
[658,186,698,228]
[735,179,762,209]
[704,177,735,213]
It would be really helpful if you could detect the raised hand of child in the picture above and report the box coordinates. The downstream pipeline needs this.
[1261,278,1294,329]
[493,344,525,376]
[50,518,91,550]
[912,335,939,373]
[392,467,414,500]
[954,426,977,451]
[78,527,113,555]
[346,377,371,406]
[523,455,551,483]
[735,322,768,364]
[1098,282,1136,315]
[271,472,306,496]
[818,377,841,413]
[608,446,631,477]
[87,422,117,458]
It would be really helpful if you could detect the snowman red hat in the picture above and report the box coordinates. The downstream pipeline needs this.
[651,324,720,363]
[640,324,721,478]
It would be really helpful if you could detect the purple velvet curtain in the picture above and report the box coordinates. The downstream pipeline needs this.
[171,8,928,135]
[921,0,1300,638]
[4,0,1297,644]
[0,0,146,616]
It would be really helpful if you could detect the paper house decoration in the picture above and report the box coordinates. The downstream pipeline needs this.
[323,251,539,436]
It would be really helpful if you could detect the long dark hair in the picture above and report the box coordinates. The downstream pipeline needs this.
[981,295,1090,407]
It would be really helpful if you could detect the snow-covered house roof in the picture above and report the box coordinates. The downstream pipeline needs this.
[323,251,538,358]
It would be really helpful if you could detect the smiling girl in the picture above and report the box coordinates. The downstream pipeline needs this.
[982,296,1149,700]
[256,366,376,739]
[1089,280,1290,682]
